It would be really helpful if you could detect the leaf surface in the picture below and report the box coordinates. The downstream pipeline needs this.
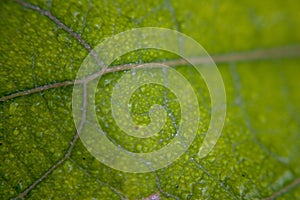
[1,0,300,199]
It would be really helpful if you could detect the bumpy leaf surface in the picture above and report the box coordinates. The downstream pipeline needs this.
[1,0,300,199]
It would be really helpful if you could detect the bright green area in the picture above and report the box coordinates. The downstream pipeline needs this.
[1,0,300,199]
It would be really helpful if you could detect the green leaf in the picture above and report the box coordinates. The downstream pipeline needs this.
[1,0,300,199]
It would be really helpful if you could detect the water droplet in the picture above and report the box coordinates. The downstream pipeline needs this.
[13,129,19,136]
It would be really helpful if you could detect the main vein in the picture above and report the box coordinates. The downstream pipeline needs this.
[2,45,300,102]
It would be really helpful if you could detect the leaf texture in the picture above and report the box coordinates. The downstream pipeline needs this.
[0,0,300,199]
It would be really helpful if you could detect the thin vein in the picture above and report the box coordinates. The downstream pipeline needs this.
[69,158,128,200]
[14,0,104,66]
[13,83,88,200]
[14,0,91,52]
[230,64,293,166]
[152,170,180,200]
[191,158,238,199]
[262,178,300,200]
